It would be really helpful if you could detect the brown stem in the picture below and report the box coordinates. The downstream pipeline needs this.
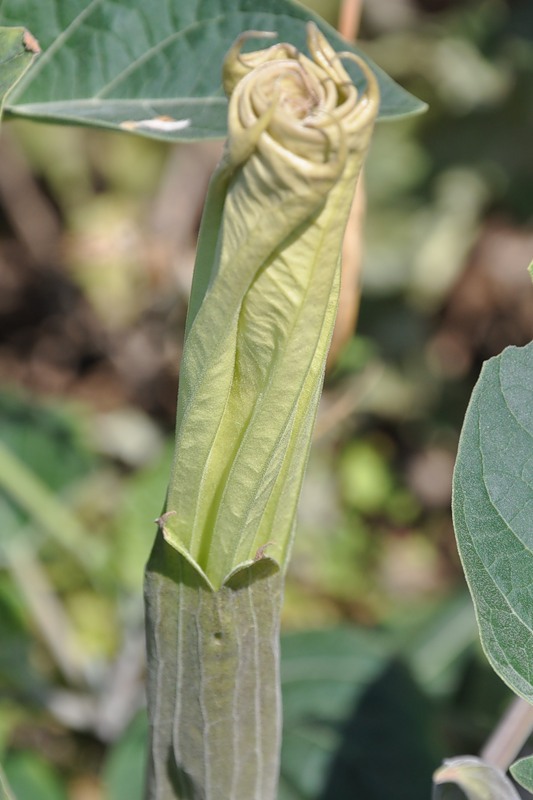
[338,0,363,42]
[327,0,366,370]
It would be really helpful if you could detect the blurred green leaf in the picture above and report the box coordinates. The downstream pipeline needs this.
[510,755,533,792]
[103,712,147,800]
[0,393,94,498]
[452,343,533,702]
[405,592,477,697]
[0,438,101,566]
[0,575,42,693]
[339,441,393,515]
[0,393,103,567]
[0,0,425,141]
[109,443,173,591]
[0,26,38,119]
[433,757,520,800]
[3,753,66,800]
[0,763,17,800]
[280,628,437,800]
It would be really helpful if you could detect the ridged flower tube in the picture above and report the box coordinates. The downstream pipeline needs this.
[144,22,379,800]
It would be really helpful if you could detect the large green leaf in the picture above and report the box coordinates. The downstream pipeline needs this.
[453,343,533,701]
[0,0,425,141]
[0,25,38,119]
[280,629,437,800]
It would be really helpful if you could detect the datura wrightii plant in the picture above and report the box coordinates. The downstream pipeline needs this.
[144,22,379,800]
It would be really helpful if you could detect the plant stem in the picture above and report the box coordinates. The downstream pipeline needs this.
[328,0,366,368]
[481,696,533,771]
[338,0,364,42]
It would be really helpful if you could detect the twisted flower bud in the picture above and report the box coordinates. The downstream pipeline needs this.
[163,23,379,590]
[145,26,379,799]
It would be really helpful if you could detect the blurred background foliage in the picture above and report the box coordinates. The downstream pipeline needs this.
[0,0,532,798]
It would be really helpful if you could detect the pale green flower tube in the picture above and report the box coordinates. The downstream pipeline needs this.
[163,22,379,590]
[144,23,379,800]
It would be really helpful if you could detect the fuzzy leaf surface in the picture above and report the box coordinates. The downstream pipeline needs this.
[453,343,533,701]
[510,755,533,792]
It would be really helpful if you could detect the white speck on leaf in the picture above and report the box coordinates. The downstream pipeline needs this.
[121,116,191,132]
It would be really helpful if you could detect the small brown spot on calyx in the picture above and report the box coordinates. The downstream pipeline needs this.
[253,541,275,561]
[23,30,40,54]
[154,510,176,529]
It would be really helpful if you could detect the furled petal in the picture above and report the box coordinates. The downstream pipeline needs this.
[163,23,379,589]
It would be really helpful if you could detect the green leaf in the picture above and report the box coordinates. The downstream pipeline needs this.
[3,753,66,800]
[453,343,533,701]
[433,757,520,800]
[0,438,102,567]
[0,392,102,566]
[0,0,425,142]
[0,763,17,800]
[0,392,94,497]
[280,627,390,799]
[103,712,147,800]
[405,592,478,697]
[510,755,533,792]
[280,630,437,800]
[0,25,38,120]
[0,574,43,693]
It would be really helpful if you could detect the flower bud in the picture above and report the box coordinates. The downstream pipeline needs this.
[163,23,380,589]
